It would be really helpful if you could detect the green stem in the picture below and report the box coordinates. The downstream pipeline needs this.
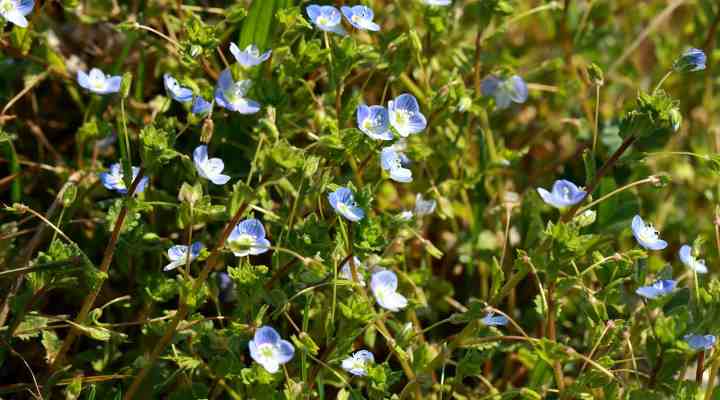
[576,176,659,215]
[653,70,673,94]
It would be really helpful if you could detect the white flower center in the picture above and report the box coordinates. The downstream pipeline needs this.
[638,225,658,244]
[229,234,255,253]
[89,75,106,91]
[352,14,362,23]
[317,16,330,26]
[349,358,366,372]
[257,343,276,361]
[560,186,572,201]
[393,110,412,128]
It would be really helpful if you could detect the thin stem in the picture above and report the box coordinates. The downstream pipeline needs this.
[576,176,659,215]
[653,70,673,94]
[697,351,706,384]
[593,85,600,154]
[546,281,565,394]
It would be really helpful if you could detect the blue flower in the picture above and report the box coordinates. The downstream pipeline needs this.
[328,187,365,222]
[77,68,122,95]
[685,334,716,351]
[229,43,272,68]
[388,93,427,137]
[481,75,529,109]
[193,145,231,185]
[422,0,451,5]
[481,312,509,327]
[306,4,346,35]
[191,96,213,115]
[635,279,676,299]
[216,272,236,303]
[357,104,392,140]
[679,245,708,274]
[536,179,586,209]
[249,326,295,373]
[0,0,33,28]
[341,350,375,376]
[371,269,408,312]
[414,193,437,216]
[163,74,193,103]
[99,163,148,195]
[163,242,203,271]
[214,68,260,114]
[341,5,380,31]
[340,256,366,286]
[227,218,271,257]
[631,215,667,250]
[673,48,706,72]
[381,145,413,183]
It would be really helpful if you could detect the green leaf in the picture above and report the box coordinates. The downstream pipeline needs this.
[239,0,290,52]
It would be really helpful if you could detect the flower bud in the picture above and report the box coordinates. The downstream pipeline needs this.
[673,48,706,72]
[120,72,133,99]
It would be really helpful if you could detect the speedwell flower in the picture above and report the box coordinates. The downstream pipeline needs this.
[99,163,148,195]
[77,68,122,95]
[229,43,272,68]
[357,104,392,140]
[673,48,706,72]
[381,145,413,183]
[414,193,437,216]
[685,334,716,351]
[306,4,346,35]
[328,187,365,222]
[341,350,375,376]
[193,145,231,185]
[341,5,380,31]
[163,73,193,103]
[249,326,295,373]
[679,245,708,274]
[481,75,529,110]
[214,68,260,114]
[371,269,408,312]
[191,96,212,115]
[388,93,427,137]
[227,218,271,257]
[163,242,203,271]
[635,279,676,299]
[0,0,33,27]
[631,215,667,250]
[481,312,509,327]
[339,256,366,286]
[536,179,586,209]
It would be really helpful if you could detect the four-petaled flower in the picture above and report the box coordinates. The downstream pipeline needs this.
[77,68,122,95]
[635,279,676,299]
[631,215,667,250]
[339,256,366,286]
[481,312,509,327]
[537,179,586,209]
[679,244,708,274]
[191,96,213,115]
[99,163,148,195]
[388,93,427,137]
[481,75,529,110]
[371,269,408,311]
[685,334,716,351]
[163,74,193,103]
[163,242,203,271]
[414,193,437,216]
[214,68,260,114]
[381,145,413,183]
[0,0,33,27]
[328,187,365,222]
[357,104,392,140]
[673,48,706,72]
[193,145,231,185]
[341,350,375,376]
[306,5,346,35]
[229,43,272,68]
[227,218,271,257]
[341,5,380,31]
[249,326,295,373]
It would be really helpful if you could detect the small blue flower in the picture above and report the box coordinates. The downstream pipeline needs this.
[193,145,231,185]
[414,193,437,216]
[163,73,193,103]
[536,179,586,209]
[422,0,451,5]
[306,4,346,35]
[371,269,408,312]
[481,75,528,110]
[163,242,203,271]
[227,218,271,257]
[77,68,122,95]
[357,104,392,140]
[679,245,708,274]
[388,94,427,137]
[229,43,272,68]
[341,5,380,31]
[481,312,509,327]
[249,326,295,373]
[381,145,413,183]
[0,0,33,28]
[216,272,236,303]
[631,215,667,250]
[328,187,365,222]
[673,48,706,72]
[191,96,213,115]
[635,279,676,299]
[341,350,375,376]
[99,163,148,195]
[685,334,716,351]
[340,256,366,286]
[214,68,260,114]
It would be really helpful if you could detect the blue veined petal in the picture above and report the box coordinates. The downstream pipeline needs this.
[237,218,267,240]
[636,279,676,299]
[193,145,208,164]
[217,68,235,91]
[481,312,509,326]
[679,244,708,274]
[214,87,231,110]
[254,326,280,346]
[191,96,212,115]
[276,340,295,364]
[378,290,408,311]
[167,245,187,262]
[344,205,365,222]
[406,113,427,133]
[357,104,370,125]
[77,70,90,89]
[371,269,398,292]
[480,76,500,96]
[190,242,204,256]
[508,75,528,103]
[685,334,717,350]
[392,93,420,113]
[494,91,512,109]
[536,187,558,208]
[354,350,374,363]
[251,237,271,255]
[17,0,34,15]
[389,166,413,183]
[2,5,28,27]
[306,4,321,20]
[235,98,261,114]
[103,76,122,94]
[163,73,193,102]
